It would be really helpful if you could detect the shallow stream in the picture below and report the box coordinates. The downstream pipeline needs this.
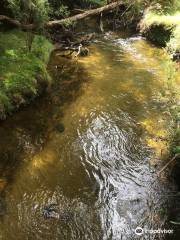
[0,32,179,240]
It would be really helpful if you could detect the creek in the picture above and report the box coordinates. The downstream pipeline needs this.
[0,32,179,240]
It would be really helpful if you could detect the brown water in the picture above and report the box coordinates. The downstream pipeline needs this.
[0,32,179,240]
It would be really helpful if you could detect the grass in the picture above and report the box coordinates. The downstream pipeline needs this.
[0,30,53,119]
[143,11,180,26]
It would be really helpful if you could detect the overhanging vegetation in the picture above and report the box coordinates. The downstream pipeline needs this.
[0,30,52,119]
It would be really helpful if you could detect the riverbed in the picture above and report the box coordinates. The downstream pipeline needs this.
[0,32,179,240]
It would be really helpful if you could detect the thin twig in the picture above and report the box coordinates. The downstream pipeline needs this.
[157,154,179,176]
[120,2,133,17]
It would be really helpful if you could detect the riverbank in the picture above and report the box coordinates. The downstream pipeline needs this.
[137,5,180,167]
[0,30,53,120]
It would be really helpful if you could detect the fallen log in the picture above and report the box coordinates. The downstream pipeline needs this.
[46,1,123,27]
[0,1,124,29]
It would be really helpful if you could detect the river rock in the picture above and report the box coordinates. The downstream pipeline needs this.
[54,123,65,133]
[43,204,73,221]
[43,204,60,220]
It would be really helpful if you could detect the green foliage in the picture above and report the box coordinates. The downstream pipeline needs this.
[173,145,180,154]
[0,30,52,119]
[7,0,50,28]
[49,4,70,19]
[32,35,53,62]
[48,0,106,13]
[6,0,21,18]
[82,0,106,7]
[7,0,50,51]
[56,4,69,17]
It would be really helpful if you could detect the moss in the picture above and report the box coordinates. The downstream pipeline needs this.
[0,30,53,119]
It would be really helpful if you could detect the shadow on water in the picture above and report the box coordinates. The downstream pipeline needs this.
[0,31,179,240]
[0,57,85,178]
[0,54,103,239]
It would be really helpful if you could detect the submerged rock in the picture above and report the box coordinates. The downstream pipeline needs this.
[43,204,59,219]
[54,123,65,133]
[43,204,73,221]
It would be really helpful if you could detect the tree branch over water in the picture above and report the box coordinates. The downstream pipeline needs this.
[0,1,124,29]
[47,1,123,27]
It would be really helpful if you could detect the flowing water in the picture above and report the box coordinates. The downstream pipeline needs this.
[0,32,179,240]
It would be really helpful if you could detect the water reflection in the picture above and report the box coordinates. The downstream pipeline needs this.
[0,32,179,240]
